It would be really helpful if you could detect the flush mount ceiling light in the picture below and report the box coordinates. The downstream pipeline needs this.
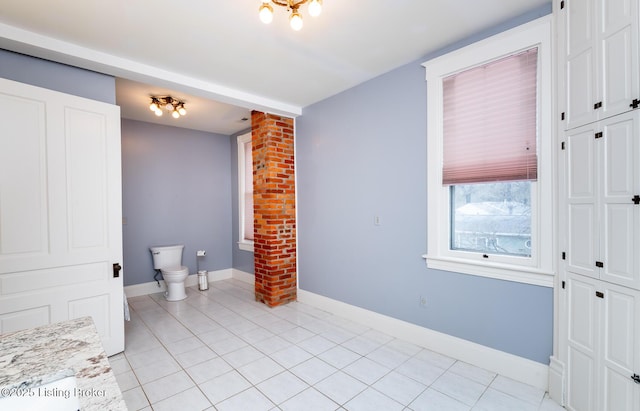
[149,96,187,119]
[259,0,322,31]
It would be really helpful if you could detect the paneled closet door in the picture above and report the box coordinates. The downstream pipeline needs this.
[565,123,599,279]
[566,274,599,411]
[599,281,640,411]
[599,0,640,121]
[563,0,640,130]
[565,0,598,129]
[566,274,640,411]
[600,111,640,290]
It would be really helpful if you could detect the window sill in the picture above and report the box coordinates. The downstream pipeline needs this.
[238,242,254,252]
[422,254,553,287]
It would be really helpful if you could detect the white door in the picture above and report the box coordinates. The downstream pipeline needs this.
[565,122,598,279]
[566,274,599,411]
[564,0,598,129]
[565,111,640,290]
[563,0,640,130]
[600,281,640,411]
[566,274,640,411]
[600,111,640,290]
[0,78,124,355]
[599,0,639,121]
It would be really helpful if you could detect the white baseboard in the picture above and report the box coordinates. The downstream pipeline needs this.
[547,356,564,405]
[231,269,254,284]
[297,289,549,391]
[124,268,233,297]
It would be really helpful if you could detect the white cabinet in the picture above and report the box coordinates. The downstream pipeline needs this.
[565,110,640,291]
[566,273,640,411]
[558,1,640,408]
[561,0,640,130]
[563,110,640,411]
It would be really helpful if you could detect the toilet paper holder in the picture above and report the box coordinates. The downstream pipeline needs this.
[196,250,208,291]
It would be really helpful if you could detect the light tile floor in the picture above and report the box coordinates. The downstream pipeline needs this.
[111,279,564,411]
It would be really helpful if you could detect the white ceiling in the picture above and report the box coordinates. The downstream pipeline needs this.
[0,0,549,135]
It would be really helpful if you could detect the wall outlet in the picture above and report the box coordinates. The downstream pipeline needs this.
[419,295,427,308]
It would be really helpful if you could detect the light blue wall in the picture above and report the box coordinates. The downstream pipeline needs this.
[1,48,248,285]
[230,130,256,275]
[121,119,233,286]
[296,4,553,364]
[0,48,115,103]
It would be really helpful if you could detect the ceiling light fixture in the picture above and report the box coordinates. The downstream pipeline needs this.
[149,96,187,119]
[259,0,322,31]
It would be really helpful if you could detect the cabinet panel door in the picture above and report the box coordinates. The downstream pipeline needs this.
[565,0,598,129]
[566,125,598,278]
[601,112,640,289]
[567,275,599,411]
[599,0,640,120]
[600,283,640,411]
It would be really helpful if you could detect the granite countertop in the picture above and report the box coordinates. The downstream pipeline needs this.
[0,316,126,410]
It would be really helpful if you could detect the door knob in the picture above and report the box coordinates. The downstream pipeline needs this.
[113,263,122,278]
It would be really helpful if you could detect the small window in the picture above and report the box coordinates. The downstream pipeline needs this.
[237,132,254,252]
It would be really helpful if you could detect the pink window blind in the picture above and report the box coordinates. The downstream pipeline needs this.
[244,140,254,241]
[442,47,538,185]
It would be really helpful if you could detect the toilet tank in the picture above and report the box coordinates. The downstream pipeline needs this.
[150,245,184,270]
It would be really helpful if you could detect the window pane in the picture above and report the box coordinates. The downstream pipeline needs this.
[450,182,531,257]
[243,140,254,241]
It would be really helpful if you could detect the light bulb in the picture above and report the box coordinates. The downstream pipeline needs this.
[165,102,174,111]
[289,11,303,31]
[154,109,162,117]
[178,105,186,116]
[149,101,158,111]
[259,3,273,24]
[172,110,180,119]
[308,0,322,17]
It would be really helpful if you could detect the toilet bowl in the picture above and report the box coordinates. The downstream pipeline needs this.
[161,266,189,301]
[150,245,189,301]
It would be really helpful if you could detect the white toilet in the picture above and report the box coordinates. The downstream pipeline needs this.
[150,244,189,301]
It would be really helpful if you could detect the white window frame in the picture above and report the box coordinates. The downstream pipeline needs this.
[422,16,554,287]
[237,132,254,252]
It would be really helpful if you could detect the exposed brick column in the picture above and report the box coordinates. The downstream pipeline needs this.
[252,111,297,307]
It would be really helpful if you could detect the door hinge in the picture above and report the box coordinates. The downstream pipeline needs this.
[594,101,602,109]
[561,112,565,120]
[596,291,604,298]
[633,195,640,205]
[630,99,640,109]
[560,0,565,10]
[595,131,603,139]
[595,261,604,268]
[632,374,640,384]
[562,280,566,289]
[561,142,566,150]
[113,263,122,278]
[562,251,566,260]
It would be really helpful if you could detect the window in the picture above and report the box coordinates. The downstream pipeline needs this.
[237,132,254,252]
[423,16,553,286]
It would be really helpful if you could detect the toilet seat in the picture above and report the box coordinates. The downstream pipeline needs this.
[161,266,188,276]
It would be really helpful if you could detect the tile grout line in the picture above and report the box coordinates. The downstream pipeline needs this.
[116,282,555,411]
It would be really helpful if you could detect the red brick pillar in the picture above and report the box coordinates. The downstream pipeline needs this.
[252,111,297,307]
